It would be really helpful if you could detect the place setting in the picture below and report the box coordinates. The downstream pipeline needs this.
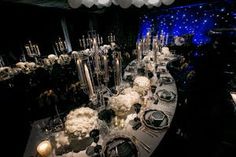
[157,68,167,74]
[103,135,139,157]
[156,89,176,102]
[125,66,136,73]
[142,109,169,131]
[159,76,174,85]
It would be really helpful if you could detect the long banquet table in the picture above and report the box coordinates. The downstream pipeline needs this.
[24,52,178,157]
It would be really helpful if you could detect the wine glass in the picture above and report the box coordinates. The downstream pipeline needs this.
[133,103,141,122]
[86,129,102,156]
[156,71,161,79]
[90,129,99,141]
[147,70,154,79]
[151,85,157,94]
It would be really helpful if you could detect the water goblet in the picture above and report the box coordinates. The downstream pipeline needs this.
[133,103,141,122]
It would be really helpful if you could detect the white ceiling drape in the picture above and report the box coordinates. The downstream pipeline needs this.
[69,0,175,8]
[2,0,175,9]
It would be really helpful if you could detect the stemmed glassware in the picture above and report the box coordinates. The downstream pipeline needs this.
[86,129,102,157]
[133,103,141,122]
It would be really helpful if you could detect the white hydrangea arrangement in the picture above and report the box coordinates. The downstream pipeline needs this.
[65,107,98,138]
[48,54,58,64]
[57,54,71,65]
[133,76,151,96]
[54,131,70,148]
[162,47,170,56]
[109,87,140,117]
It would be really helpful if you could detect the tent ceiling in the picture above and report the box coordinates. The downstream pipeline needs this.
[1,0,220,9]
[2,0,70,9]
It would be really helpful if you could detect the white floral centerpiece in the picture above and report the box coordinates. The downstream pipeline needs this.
[109,87,140,117]
[65,107,98,139]
[57,54,71,65]
[48,54,58,64]
[16,62,26,69]
[133,76,151,96]
[162,47,170,56]
[25,62,36,70]
[54,131,70,148]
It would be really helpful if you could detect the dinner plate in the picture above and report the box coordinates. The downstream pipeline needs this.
[126,67,135,73]
[142,109,169,130]
[129,61,136,66]
[156,89,176,102]
[103,136,138,157]
[159,76,174,84]
[158,68,166,74]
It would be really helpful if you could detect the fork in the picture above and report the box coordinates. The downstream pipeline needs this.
[131,136,151,153]
[141,127,159,138]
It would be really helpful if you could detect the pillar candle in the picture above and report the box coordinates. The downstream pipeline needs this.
[110,33,113,43]
[142,39,144,56]
[76,58,85,86]
[29,40,33,52]
[84,64,95,97]
[59,41,64,52]
[89,38,92,49]
[36,45,40,56]
[55,42,59,52]
[25,45,31,56]
[32,45,37,55]
[146,31,150,51]
[93,38,100,71]
[97,34,100,45]
[100,37,103,45]
[137,44,141,64]
[115,58,120,86]
[113,35,115,42]
[103,55,109,81]
[79,39,83,48]
[165,33,169,45]
[162,34,165,46]
[86,38,89,47]
[64,41,68,51]
[154,42,158,64]
[82,36,86,49]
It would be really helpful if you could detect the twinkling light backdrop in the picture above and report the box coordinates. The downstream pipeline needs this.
[138,2,235,45]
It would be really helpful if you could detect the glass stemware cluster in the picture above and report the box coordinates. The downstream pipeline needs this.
[86,129,102,157]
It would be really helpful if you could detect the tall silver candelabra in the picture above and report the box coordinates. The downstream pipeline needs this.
[55,37,67,54]
[24,40,41,63]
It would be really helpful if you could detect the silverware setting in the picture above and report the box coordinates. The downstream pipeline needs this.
[140,126,159,138]
[140,125,163,134]
[163,111,174,116]
[131,135,151,153]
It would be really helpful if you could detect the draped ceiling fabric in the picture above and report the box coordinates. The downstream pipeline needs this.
[2,0,175,9]
[3,0,71,9]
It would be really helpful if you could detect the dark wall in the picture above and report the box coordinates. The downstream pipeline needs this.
[66,6,141,51]
[0,3,142,65]
[0,3,63,61]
